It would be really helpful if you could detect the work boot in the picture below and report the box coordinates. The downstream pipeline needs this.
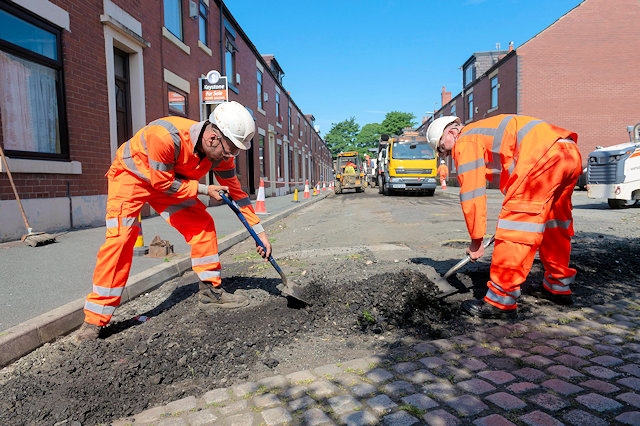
[199,282,249,310]
[73,322,101,342]
[461,299,518,320]
[537,286,573,306]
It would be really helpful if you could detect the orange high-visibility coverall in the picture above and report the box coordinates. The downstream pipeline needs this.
[84,116,262,326]
[452,115,582,311]
[437,163,449,187]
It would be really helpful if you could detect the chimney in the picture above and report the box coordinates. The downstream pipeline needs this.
[441,86,452,105]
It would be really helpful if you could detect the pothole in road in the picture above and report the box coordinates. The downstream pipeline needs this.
[441,239,471,249]
[278,243,411,259]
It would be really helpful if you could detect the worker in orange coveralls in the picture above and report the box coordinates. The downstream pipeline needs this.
[344,160,357,174]
[437,159,449,190]
[75,101,271,341]
[426,114,582,320]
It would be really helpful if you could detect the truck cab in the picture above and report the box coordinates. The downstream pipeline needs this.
[376,130,438,196]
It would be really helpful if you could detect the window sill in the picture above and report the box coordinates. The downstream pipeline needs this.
[198,41,212,56]
[0,157,82,174]
[162,27,190,55]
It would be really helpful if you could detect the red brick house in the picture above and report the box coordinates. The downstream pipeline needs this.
[0,0,332,242]
[420,0,640,185]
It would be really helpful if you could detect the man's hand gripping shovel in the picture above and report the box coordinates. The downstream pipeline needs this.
[434,235,495,298]
[218,191,310,307]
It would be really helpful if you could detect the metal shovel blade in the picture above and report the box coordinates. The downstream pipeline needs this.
[434,255,471,296]
[266,255,311,308]
[218,191,311,307]
[435,235,495,297]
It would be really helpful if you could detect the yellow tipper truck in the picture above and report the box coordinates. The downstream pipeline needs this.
[376,130,438,196]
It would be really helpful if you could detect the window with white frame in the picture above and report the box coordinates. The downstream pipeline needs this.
[490,75,499,109]
[275,92,281,122]
[464,63,475,87]
[257,68,263,110]
[168,86,187,116]
[0,3,67,159]
[224,21,237,87]
[163,0,183,40]
[198,1,208,46]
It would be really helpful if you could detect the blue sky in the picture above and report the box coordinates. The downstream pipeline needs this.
[226,0,583,136]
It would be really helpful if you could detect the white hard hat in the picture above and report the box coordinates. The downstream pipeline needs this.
[209,101,255,150]
[426,116,460,147]
[441,160,445,164]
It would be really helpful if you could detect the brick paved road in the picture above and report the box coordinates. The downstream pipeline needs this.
[113,299,640,425]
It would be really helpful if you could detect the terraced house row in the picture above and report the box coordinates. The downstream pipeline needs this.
[0,0,332,242]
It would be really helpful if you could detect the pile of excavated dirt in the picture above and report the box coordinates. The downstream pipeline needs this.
[0,229,638,424]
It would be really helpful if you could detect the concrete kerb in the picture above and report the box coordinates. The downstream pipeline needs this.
[0,193,328,368]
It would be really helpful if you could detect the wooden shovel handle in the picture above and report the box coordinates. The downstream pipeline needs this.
[0,144,31,230]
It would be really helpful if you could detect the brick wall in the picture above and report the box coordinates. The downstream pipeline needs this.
[517,0,640,163]
[59,1,111,197]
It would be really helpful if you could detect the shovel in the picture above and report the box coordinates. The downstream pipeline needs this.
[218,191,310,307]
[434,235,495,297]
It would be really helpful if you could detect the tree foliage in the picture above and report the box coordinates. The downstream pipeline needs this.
[381,111,417,136]
[324,117,360,156]
[355,123,384,152]
[324,111,417,159]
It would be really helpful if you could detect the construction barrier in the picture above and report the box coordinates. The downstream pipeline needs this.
[255,178,268,214]
[133,213,149,256]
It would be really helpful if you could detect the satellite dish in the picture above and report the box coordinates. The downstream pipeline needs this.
[206,70,221,84]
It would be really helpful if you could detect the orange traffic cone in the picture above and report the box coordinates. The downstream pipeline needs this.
[322,181,326,192]
[303,180,310,199]
[441,179,447,190]
[255,178,268,214]
[133,213,149,256]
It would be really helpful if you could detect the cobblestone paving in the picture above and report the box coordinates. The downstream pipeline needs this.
[112,300,640,425]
